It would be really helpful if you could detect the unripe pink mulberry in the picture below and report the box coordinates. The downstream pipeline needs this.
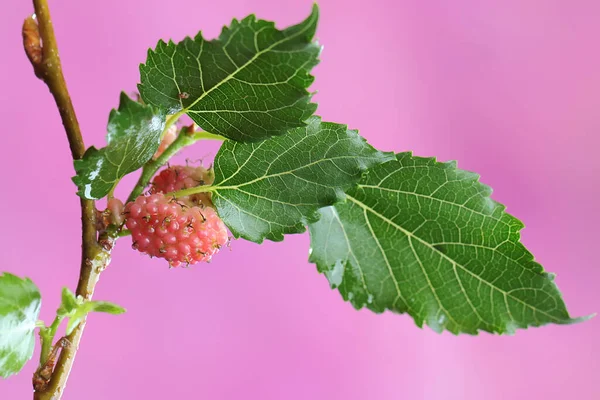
[151,165,214,207]
[124,193,228,267]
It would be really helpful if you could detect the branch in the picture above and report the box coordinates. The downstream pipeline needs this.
[23,1,112,399]
[24,2,84,160]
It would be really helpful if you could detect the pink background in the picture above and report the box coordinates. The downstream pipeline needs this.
[1,0,598,399]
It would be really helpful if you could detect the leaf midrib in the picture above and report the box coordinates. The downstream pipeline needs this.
[215,155,362,192]
[345,194,563,323]
[176,12,317,115]
[358,184,506,225]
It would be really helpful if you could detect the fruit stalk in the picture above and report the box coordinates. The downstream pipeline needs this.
[24,0,112,398]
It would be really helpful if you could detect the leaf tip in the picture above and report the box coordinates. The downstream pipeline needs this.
[567,313,595,325]
[310,3,320,19]
[118,90,131,104]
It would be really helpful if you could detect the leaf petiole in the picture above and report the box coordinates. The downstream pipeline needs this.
[118,229,131,237]
[191,131,227,141]
[167,184,216,199]
[163,110,185,136]
[107,181,118,200]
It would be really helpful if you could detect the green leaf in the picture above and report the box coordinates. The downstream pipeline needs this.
[83,301,126,315]
[308,153,582,335]
[139,5,320,142]
[56,287,78,317]
[0,273,41,378]
[209,116,394,242]
[55,286,126,335]
[65,300,125,336]
[73,92,166,199]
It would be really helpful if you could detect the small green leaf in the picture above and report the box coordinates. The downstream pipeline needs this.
[57,287,79,317]
[84,301,126,315]
[65,300,126,336]
[0,273,41,378]
[73,92,166,199]
[309,153,582,335]
[210,116,394,242]
[139,5,320,142]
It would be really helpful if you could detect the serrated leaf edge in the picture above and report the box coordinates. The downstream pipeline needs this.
[211,116,394,243]
[309,152,586,335]
[138,5,321,140]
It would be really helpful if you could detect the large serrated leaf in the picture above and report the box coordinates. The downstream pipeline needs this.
[308,153,583,335]
[139,5,320,142]
[0,273,41,378]
[73,93,165,200]
[210,116,394,242]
